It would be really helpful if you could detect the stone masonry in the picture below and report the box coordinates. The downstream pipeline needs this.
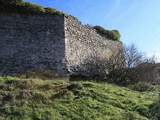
[0,13,122,76]
[65,16,122,76]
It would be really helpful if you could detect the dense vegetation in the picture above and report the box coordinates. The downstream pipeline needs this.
[0,0,64,15]
[149,94,160,120]
[0,77,159,120]
[94,26,121,41]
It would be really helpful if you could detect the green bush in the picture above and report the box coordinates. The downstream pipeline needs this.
[16,2,45,14]
[128,82,153,92]
[112,30,121,41]
[44,7,56,14]
[25,2,45,12]
[67,82,83,91]
[67,82,83,97]
[149,94,160,120]
[94,26,120,41]
[0,0,23,5]
[107,68,154,92]
[123,111,136,120]
[0,0,64,15]
[44,7,64,16]
[107,69,137,86]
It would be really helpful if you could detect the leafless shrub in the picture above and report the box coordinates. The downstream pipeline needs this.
[106,43,156,85]
[69,43,156,84]
[124,44,145,68]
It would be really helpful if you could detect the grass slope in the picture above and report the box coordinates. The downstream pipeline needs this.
[0,77,159,120]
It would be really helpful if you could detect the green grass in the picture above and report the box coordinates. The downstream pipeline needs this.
[0,77,159,120]
[94,26,121,41]
[0,0,64,16]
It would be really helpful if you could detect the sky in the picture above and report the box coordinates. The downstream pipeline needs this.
[25,0,160,62]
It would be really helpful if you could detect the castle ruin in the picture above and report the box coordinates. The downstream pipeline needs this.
[0,13,122,76]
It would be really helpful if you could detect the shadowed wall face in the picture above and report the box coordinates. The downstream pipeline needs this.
[0,14,66,75]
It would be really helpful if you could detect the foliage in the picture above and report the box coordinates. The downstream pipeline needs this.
[149,93,160,120]
[107,69,132,86]
[18,2,45,13]
[104,46,138,86]
[94,26,121,41]
[112,30,121,41]
[106,43,156,87]
[0,0,64,15]
[0,0,23,5]
[44,7,56,14]
[0,77,159,120]
[128,82,154,92]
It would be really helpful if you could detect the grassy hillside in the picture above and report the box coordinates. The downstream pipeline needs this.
[0,77,159,120]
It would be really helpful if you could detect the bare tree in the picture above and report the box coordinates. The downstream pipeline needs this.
[144,55,156,64]
[124,44,144,68]
[106,43,157,85]
[106,44,145,72]
[70,43,156,83]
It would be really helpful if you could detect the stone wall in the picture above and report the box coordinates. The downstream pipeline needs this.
[64,16,123,77]
[0,13,123,77]
[0,13,66,75]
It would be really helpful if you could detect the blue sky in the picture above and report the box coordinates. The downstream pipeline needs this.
[25,0,160,61]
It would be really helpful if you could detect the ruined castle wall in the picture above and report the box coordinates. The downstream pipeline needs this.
[0,13,123,77]
[0,13,66,75]
[64,16,123,76]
